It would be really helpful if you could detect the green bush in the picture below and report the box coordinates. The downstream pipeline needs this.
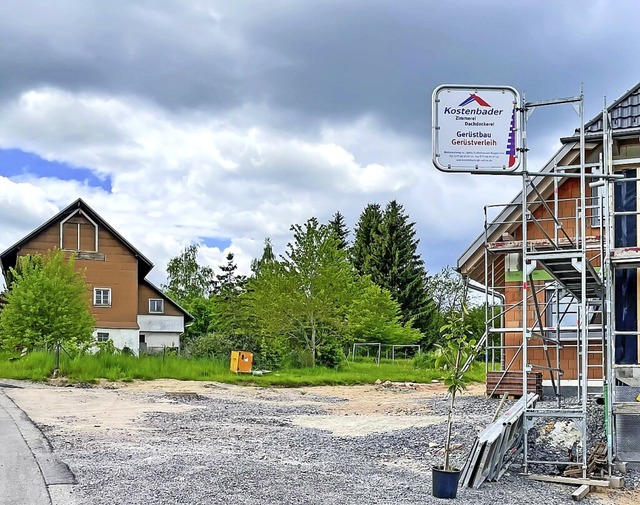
[96,340,117,356]
[412,350,438,369]
[188,332,259,361]
[287,349,315,369]
[254,335,288,370]
[188,333,234,359]
[316,340,347,369]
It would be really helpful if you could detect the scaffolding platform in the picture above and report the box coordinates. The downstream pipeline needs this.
[610,247,640,268]
[528,250,602,300]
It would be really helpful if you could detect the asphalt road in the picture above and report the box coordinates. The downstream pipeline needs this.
[0,386,76,505]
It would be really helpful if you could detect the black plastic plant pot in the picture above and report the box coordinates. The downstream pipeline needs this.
[432,466,461,499]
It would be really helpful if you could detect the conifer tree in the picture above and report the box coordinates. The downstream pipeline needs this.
[251,238,276,275]
[351,200,438,345]
[352,203,383,275]
[376,200,434,336]
[328,211,349,250]
[215,252,248,338]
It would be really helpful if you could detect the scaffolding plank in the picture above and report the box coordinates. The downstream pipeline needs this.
[612,403,640,414]
[571,484,591,501]
[527,475,609,487]
[460,394,537,489]
[611,247,640,267]
[488,236,601,253]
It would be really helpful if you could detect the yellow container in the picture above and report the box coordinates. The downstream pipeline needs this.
[230,350,253,373]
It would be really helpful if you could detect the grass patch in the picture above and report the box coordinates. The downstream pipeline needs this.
[0,351,486,387]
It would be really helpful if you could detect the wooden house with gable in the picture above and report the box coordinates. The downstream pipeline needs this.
[1,198,192,354]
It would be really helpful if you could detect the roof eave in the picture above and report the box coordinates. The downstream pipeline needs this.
[141,278,194,322]
[1,198,155,277]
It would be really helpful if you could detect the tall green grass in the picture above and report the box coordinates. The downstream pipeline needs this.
[0,351,485,387]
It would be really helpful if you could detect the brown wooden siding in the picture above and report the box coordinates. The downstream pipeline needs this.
[18,219,139,329]
[138,283,182,316]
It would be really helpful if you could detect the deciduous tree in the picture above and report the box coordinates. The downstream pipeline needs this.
[162,244,217,344]
[0,250,95,351]
[247,218,354,367]
[162,244,215,302]
[347,276,421,345]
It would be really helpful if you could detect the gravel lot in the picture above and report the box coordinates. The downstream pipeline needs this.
[3,380,637,505]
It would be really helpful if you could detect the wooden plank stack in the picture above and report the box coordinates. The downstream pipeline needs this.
[563,443,608,478]
[486,371,543,398]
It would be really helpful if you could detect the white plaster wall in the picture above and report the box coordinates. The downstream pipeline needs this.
[143,332,181,351]
[137,315,184,332]
[94,328,139,355]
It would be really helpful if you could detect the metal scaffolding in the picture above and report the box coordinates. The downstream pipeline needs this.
[477,90,630,477]
[441,84,640,474]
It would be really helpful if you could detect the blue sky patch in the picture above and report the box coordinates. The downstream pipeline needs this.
[0,148,112,192]
[201,236,231,250]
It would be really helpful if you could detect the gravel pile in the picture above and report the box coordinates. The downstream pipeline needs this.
[37,389,632,505]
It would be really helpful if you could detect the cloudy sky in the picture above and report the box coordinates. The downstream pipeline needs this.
[1,0,638,284]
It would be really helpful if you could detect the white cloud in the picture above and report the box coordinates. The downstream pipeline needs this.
[0,87,472,281]
[1,0,637,284]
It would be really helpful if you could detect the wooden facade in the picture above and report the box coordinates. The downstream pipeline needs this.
[1,199,191,353]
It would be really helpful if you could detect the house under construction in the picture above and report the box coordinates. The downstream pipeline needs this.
[456,82,640,477]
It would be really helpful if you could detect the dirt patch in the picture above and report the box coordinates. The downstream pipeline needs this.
[3,379,633,504]
[5,379,466,437]
[5,382,202,434]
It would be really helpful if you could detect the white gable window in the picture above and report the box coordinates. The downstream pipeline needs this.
[60,209,99,252]
[149,299,164,314]
[94,288,111,306]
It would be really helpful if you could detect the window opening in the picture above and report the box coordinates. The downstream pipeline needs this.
[149,299,164,313]
[96,332,109,342]
[94,288,111,306]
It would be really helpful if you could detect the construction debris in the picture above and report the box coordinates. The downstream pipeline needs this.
[563,443,608,479]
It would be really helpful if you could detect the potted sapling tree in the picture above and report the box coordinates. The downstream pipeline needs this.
[432,307,479,499]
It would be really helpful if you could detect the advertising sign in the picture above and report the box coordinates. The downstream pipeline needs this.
[432,85,521,172]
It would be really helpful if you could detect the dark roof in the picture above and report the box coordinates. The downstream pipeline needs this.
[584,82,640,134]
[0,198,154,278]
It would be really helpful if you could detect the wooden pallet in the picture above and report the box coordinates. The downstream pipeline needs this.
[486,371,543,398]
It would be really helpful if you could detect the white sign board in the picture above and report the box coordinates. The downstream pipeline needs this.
[432,85,521,172]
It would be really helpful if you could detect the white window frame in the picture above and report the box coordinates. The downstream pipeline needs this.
[149,298,164,314]
[59,209,99,252]
[546,285,601,341]
[96,332,109,342]
[94,288,111,306]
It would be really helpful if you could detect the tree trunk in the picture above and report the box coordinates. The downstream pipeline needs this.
[311,314,316,367]
[443,348,462,471]
[444,387,456,471]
